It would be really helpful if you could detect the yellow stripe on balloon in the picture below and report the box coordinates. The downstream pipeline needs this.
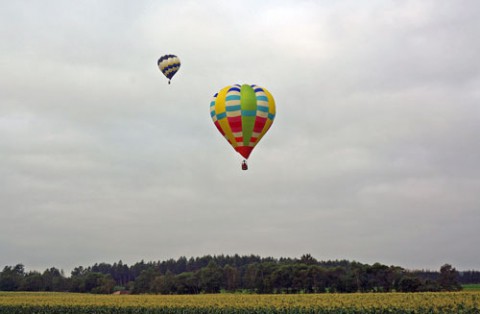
[258,88,276,141]
[215,86,237,148]
[159,56,180,71]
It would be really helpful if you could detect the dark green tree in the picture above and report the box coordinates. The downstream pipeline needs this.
[84,272,105,293]
[223,264,240,292]
[271,265,294,293]
[309,266,327,293]
[300,254,317,265]
[92,274,116,294]
[151,270,176,294]
[199,261,223,293]
[398,275,422,292]
[21,271,43,291]
[175,272,200,294]
[42,267,66,291]
[132,268,158,294]
[438,264,462,291]
[0,264,25,291]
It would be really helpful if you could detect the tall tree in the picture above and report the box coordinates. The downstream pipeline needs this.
[223,264,240,292]
[21,271,43,291]
[132,268,158,294]
[199,261,223,293]
[42,267,66,291]
[151,270,176,294]
[0,264,25,291]
[438,264,462,291]
[175,272,200,294]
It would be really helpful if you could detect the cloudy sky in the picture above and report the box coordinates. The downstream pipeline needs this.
[1,0,479,274]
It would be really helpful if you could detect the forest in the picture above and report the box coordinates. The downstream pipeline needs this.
[1,254,478,294]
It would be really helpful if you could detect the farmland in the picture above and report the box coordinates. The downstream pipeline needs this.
[1,291,480,313]
[463,284,480,291]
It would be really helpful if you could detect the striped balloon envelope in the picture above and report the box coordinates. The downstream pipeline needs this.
[210,84,276,164]
[157,54,180,84]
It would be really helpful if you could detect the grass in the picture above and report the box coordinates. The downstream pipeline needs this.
[462,284,480,291]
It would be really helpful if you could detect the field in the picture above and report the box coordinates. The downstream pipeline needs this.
[1,291,480,313]
[464,284,480,291]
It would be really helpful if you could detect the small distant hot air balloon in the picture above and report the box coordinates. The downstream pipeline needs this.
[157,54,180,84]
[210,84,276,170]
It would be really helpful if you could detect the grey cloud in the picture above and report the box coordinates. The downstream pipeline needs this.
[1,0,479,273]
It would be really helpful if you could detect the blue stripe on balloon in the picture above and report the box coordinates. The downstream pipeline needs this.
[242,110,257,117]
[257,106,269,112]
[163,64,180,71]
[256,96,268,101]
[158,54,177,63]
[229,87,241,92]
[226,105,241,111]
[217,112,227,119]
[226,95,241,101]
[268,113,275,120]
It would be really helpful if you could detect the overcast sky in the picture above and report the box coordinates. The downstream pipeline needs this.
[1,0,479,275]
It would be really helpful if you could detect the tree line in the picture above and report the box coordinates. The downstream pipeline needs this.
[0,254,473,294]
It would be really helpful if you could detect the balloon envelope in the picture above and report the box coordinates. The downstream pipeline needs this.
[210,84,276,159]
[157,54,180,83]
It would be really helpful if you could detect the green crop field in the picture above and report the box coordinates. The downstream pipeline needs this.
[1,291,480,313]
[463,284,480,291]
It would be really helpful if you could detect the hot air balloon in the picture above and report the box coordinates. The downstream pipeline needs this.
[157,54,180,84]
[210,84,276,170]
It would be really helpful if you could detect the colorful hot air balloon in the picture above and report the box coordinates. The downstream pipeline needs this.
[210,84,276,169]
[157,54,180,84]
